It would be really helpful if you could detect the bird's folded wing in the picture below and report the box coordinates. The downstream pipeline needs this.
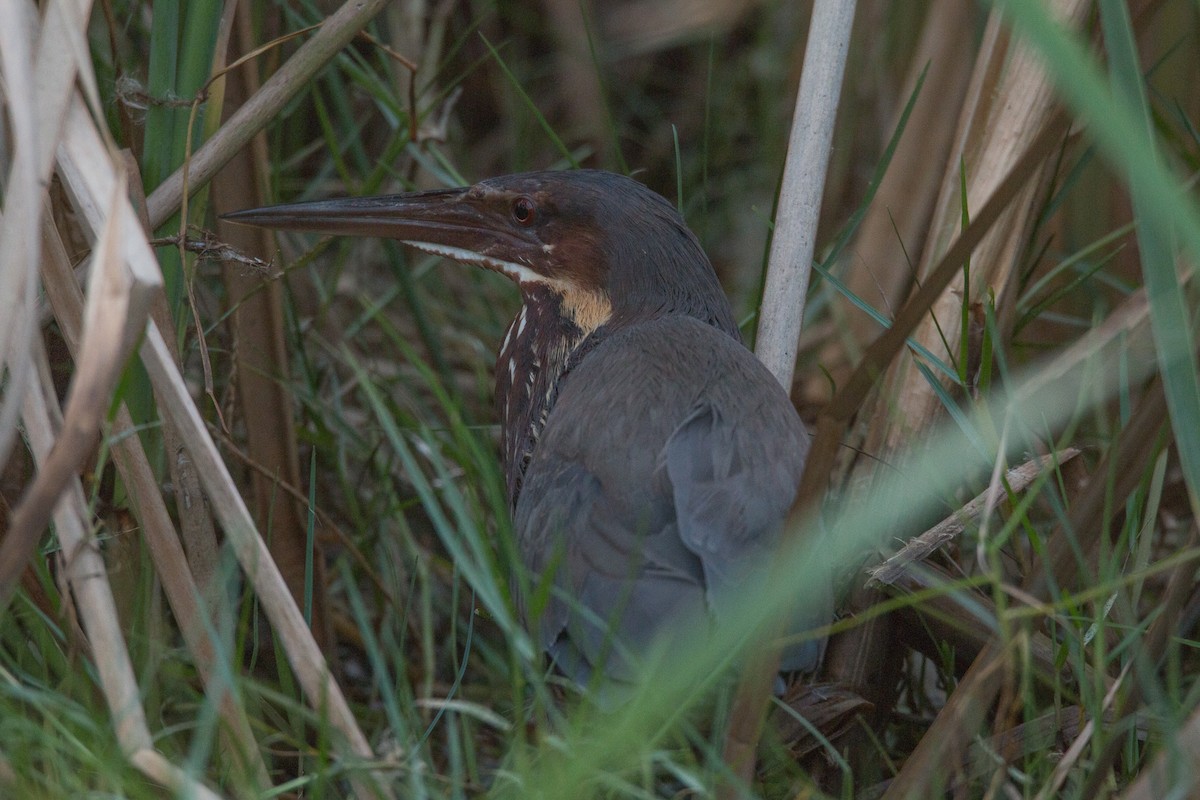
[663,399,826,673]
[515,453,707,686]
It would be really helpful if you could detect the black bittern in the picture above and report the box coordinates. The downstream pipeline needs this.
[227,169,827,693]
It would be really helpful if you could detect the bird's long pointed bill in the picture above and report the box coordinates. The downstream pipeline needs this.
[224,187,544,282]
[222,188,482,243]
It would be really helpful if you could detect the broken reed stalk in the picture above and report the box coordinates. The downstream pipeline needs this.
[52,61,391,800]
[38,198,272,789]
[0,175,156,612]
[21,337,223,800]
[867,449,1081,586]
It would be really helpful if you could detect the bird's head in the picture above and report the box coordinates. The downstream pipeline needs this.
[224,169,739,337]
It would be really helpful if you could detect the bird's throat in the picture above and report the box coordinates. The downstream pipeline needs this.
[496,285,609,507]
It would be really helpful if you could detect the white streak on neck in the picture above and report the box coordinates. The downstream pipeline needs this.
[403,240,546,285]
[515,305,528,338]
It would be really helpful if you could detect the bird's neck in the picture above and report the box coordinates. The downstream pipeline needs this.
[495,285,603,507]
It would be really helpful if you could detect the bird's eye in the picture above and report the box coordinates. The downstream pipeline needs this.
[511,197,537,225]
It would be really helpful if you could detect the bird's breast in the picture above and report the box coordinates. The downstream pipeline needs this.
[495,286,608,507]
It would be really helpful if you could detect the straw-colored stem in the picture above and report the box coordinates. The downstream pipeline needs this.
[54,85,390,800]
[722,3,857,794]
[38,204,272,792]
[754,0,857,387]
[22,339,223,800]
[138,321,391,799]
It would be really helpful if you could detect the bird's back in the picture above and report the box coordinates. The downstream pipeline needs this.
[513,314,824,691]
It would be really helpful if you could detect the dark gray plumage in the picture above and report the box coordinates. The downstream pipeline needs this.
[516,315,824,689]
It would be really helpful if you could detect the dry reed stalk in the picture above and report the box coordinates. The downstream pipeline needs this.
[818,1,1088,780]
[23,3,267,769]
[48,51,391,800]
[0,205,154,599]
[754,0,858,388]
[721,4,858,793]
[868,448,1081,586]
[807,0,977,405]
[142,320,393,799]
[0,0,160,611]
[39,201,272,790]
[880,373,1170,798]
[791,105,1072,516]
[21,255,223,800]
[0,0,69,486]
[770,110,1070,783]
[872,285,1156,796]
[863,0,1089,465]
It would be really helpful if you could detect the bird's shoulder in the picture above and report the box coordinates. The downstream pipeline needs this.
[543,314,809,467]
[569,315,773,390]
[519,313,809,551]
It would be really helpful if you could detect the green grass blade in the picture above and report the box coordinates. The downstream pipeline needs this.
[479,34,578,168]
